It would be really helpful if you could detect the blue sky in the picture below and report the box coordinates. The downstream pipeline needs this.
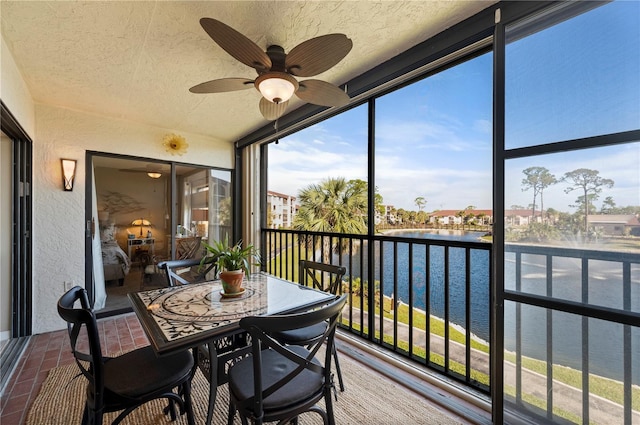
[269,1,639,213]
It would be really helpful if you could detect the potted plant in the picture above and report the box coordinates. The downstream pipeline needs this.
[201,236,260,295]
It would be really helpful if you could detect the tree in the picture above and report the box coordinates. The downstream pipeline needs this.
[293,177,368,262]
[414,197,426,212]
[374,190,385,217]
[562,168,614,233]
[415,210,428,226]
[521,167,557,222]
[396,208,408,226]
[600,196,616,214]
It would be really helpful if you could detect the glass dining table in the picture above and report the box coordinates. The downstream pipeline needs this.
[128,272,335,356]
[128,272,335,425]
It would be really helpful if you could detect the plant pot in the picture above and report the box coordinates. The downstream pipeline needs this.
[220,269,244,294]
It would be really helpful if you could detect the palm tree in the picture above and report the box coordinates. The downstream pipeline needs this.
[293,177,367,262]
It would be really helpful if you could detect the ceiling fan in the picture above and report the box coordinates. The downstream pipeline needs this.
[190,18,353,120]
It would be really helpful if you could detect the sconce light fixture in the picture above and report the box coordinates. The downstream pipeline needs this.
[147,172,162,179]
[61,159,77,191]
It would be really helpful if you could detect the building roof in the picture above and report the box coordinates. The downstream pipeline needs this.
[587,215,640,225]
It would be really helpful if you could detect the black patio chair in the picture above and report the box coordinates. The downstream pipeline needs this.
[227,294,347,425]
[157,257,218,287]
[57,286,195,425]
[272,260,347,392]
[158,257,245,425]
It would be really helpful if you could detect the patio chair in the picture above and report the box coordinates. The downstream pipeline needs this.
[272,260,347,392]
[57,286,195,425]
[157,257,218,287]
[141,236,203,287]
[227,294,347,425]
[158,257,245,425]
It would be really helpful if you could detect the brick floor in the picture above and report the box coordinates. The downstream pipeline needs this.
[0,313,148,425]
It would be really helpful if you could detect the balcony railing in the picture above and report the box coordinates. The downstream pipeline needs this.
[262,228,640,424]
[504,244,640,424]
[262,228,492,393]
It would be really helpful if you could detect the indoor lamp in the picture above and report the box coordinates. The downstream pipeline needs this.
[131,218,152,237]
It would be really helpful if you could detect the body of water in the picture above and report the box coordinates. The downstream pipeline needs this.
[341,229,639,384]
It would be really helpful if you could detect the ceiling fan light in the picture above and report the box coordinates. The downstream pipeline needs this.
[255,72,298,104]
[147,172,162,179]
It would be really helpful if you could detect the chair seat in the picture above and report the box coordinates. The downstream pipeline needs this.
[272,321,328,345]
[228,345,323,410]
[144,265,157,275]
[103,347,193,399]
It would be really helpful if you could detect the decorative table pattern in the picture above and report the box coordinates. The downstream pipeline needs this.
[137,280,264,341]
[129,272,334,354]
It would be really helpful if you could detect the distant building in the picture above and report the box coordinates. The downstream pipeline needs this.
[429,209,493,226]
[267,191,297,229]
[377,205,397,225]
[504,209,542,227]
[587,214,640,236]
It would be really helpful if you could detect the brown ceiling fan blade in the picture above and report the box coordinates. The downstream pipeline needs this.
[285,34,352,77]
[296,79,350,107]
[189,78,254,94]
[259,97,288,121]
[200,18,271,71]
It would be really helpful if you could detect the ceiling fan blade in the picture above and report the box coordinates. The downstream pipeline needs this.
[189,78,254,94]
[285,34,352,77]
[200,18,271,71]
[296,79,350,107]
[259,97,288,121]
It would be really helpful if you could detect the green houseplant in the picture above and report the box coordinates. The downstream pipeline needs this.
[201,236,260,295]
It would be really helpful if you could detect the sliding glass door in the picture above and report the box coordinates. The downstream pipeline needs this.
[88,153,232,315]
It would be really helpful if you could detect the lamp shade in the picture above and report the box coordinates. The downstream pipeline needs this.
[131,219,152,227]
[61,159,77,191]
[131,218,152,236]
[255,72,298,104]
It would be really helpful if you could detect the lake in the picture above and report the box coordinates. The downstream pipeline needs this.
[340,229,639,384]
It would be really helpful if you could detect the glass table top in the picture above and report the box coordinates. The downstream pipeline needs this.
[129,273,334,354]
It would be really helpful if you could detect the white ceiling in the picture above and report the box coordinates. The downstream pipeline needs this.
[1,1,495,143]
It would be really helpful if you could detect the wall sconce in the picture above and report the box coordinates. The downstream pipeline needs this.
[61,159,77,191]
[147,172,162,179]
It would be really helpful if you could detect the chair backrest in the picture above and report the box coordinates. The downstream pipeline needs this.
[57,286,106,410]
[299,260,346,295]
[238,294,347,417]
[175,236,203,260]
[158,258,217,286]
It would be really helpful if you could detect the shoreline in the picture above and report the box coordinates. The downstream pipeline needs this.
[383,294,489,346]
[378,227,491,243]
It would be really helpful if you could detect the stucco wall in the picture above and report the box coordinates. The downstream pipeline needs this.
[2,33,234,335]
[1,37,35,138]
[32,104,233,334]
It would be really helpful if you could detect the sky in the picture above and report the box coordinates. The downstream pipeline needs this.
[268,1,639,213]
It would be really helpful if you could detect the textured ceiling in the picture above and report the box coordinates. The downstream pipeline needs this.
[1,1,494,143]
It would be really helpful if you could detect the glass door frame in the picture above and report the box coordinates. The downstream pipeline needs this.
[85,151,234,316]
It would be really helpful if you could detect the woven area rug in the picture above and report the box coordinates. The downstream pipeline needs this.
[27,352,461,424]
